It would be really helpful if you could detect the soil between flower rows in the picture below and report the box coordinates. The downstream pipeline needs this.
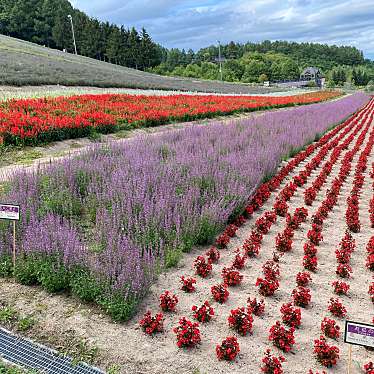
[0,101,373,374]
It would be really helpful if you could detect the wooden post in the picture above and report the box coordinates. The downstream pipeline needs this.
[12,220,16,270]
[347,344,352,374]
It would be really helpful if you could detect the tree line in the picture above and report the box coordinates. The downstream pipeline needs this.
[0,0,164,69]
[0,0,373,85]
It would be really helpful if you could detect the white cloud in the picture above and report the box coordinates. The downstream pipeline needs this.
[72,0,374,59]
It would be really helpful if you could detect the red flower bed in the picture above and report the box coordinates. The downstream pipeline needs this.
[159,291,178,312]
[364,362,374,374]
[273,199,288,217]
[193,255,212,278]
[275,228,294,252]
[216,336,240,361]
[206,246,220,264]
[222,267,243,286]
[313,335,339,367]
[173,317,201,348]
[280,302,302,328]
[268,321,295,352]
[261,349,286,373]
[256,277,280,296]
[228,307,253,336]
[292,286,311,307]
[0,91,341,145]
[243,230,263,257]
[247,297,265,317]
[232,253,246,270]
[211,283,229,303]
[180,276,197,293]
[336,263,352,278]
[296,272,312,287]
[192,301,214,323]
[328,298,347,318]
[139,311,164,335]
[321,317,340,339]
[331,280,350,295]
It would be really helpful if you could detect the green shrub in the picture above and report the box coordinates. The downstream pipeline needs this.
[70,268,103,303]
[97,292,138,322]
[0,255,13,277]
[38,258,70,293]
[13,256,40,286]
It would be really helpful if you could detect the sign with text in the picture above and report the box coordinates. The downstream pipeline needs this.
[344,320,374,348]
[0,204,20,221]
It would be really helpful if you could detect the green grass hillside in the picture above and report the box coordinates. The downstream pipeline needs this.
[0,35,284,94]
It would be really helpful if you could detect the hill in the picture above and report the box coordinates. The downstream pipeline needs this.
[0,35,283,94]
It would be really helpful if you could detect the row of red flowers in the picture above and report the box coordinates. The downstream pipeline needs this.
[0,91,341,145]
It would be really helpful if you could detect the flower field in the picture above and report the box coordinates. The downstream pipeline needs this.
[0,90,340,146]
[0,92,373,373]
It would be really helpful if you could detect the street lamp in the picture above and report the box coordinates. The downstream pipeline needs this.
[67,14,78,55]
[217,40,223,81]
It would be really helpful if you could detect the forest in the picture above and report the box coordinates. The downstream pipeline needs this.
[0,0,373,85]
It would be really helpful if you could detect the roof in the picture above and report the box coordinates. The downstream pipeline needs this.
[301,67,321,75]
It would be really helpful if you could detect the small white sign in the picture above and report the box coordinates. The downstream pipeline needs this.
[344,320,374,348]
[0,204,20,221]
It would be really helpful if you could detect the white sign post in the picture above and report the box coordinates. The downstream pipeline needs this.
[0,204,20,269]
[344,320,374,374]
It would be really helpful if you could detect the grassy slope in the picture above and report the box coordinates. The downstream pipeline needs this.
[0,35,284,94]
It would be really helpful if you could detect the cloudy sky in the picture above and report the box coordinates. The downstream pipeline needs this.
[70,0,374,60]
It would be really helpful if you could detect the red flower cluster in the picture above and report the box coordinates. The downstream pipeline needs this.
[247,297,265,317]
[180,276,196,293]
[303,254,318,272]
[275,227,294,252]
[331,280,350,295]
[159,291,178,312]
[173,317,201,348]
[268,321,295,352]
[307,224,323,245]
[261,349,286,374]
[296,272,312,287]
[225,224,239,237]
[292,287,311,307]
[216,232,231,248]
[216,336,240,361]
[313,335,339,367]
[369,280,374,303]
[232,253,246,270]
[328,298,347,318]
[222,267,243,286]
[262,260,280,281]
[280,302,302,328]
[139,311,164,335]
[211,283,230,303]
[243,230,263,257]
[321,317,340,339]
[364,362,374,374]
[192,301,214,323]
[286,207,308,229]
[273,199,288,217]
[256,277,280,297]
[228,307,253,336]
[336,263,352,278]
[193,255,212,278]
[206,246,220,263]
[367,236,374,271]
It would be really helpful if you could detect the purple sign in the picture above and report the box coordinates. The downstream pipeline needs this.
[345,320,374,348]
[0,204,20,221]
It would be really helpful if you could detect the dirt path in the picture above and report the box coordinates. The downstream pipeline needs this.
[0,101,372,374]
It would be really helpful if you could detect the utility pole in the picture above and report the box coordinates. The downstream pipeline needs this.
[217,40,223,81]
[67,14,78,55]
